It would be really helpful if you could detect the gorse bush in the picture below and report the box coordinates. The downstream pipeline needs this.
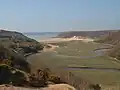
[0,65,27,86]
[0,44,30,72]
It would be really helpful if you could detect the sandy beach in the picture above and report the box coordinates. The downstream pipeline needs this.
[40,37,94,43]
[40,37,94,52]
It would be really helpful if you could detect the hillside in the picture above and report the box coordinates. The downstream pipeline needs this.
[59,30,120,61]
[0,30,35,42]
[96,31,120,45]
[57,30,119,38]
[96,31,120,60]
[0,30,47,86]
[0,30,43,53]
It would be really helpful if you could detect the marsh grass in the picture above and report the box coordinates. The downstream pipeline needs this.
[28,41,120,89]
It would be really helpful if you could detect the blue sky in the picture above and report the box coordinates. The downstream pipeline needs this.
[0,0,120,32]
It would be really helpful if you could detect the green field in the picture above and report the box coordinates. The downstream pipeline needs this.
[27,41,120,85]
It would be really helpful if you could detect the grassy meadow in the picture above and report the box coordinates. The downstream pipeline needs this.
[27,40,120,86]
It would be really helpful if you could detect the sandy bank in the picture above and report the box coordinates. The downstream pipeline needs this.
[43,44,59,52]
[40,37,94,43]
[0,84,76,90]
[40,37,94,52]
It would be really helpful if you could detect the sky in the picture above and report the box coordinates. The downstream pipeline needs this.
[0,0,120,32]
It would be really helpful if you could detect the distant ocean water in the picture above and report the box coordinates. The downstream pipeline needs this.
[24,32,59,41]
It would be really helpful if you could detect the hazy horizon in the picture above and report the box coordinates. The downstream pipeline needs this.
[0,0,120,32]
[0,28,120,34]
[1,28,119,33]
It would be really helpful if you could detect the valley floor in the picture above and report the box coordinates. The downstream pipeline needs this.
[27,39,120,89]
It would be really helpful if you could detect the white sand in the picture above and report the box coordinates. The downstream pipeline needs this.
[41,37,94,52]
[40,37,94,43]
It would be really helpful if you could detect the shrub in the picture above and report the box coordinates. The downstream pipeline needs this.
[0,65,27,86]
[35,43,44,51]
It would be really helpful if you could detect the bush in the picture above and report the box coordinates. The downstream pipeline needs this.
[22,47,37,53]
[0,44,9,60]
[0,44,30,73]
[35,43,44,51]
[0,65,27,86]
[0,65,12,84]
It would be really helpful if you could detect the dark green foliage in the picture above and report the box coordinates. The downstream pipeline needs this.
[20,43,43,54]
[0,44,9,60]
[0,65,26,86]
[20,46,37,53]
[0,44,30,72]
[0,65,12,84]
[0,30,44,72]
[10,71,26,86]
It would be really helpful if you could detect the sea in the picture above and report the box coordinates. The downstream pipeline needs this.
[24,32,59,41]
